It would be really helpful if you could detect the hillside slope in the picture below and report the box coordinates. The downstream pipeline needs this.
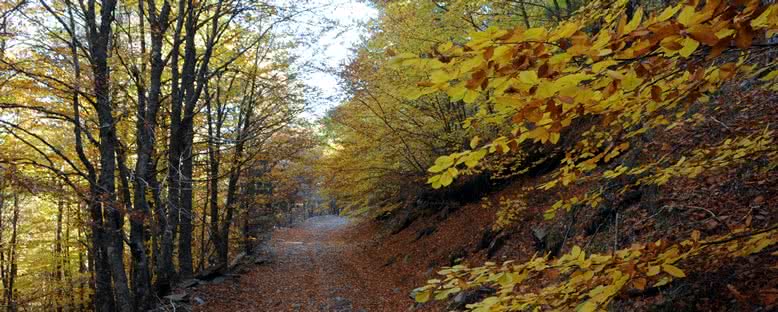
[190,83,777,310]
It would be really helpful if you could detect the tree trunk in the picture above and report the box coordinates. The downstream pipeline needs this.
[55,193,64,312]
[177,0,226,276]
[6,192,19,312]
[85,0,132,310]
[128,1,171,308]
[159,0,188,294]
[519,1,531,28]
[206,77,226,269]
[0,185,6,310]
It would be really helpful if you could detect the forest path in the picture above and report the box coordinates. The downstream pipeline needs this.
[193,215,409,312]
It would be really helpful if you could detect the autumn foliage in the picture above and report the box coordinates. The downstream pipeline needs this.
[387,0,778,310]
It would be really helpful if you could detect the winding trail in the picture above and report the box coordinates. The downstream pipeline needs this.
[194,216,410,312]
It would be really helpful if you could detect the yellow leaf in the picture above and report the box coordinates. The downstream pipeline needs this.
[415,289,431,303]
[715,28,735,39]
[662,264,686,278]
[606,70,625,80]
[465,150,486,168]
[577,300,598,312]
[439,172,454,187]
[434,155,454,168]
[571,245,582,258]
[460,56,484,72]
[677,6,697,27]
[646,265,661,276]
[550,132,560,144]
[624,7,643,34]
[463,89,480,104]
[528,127,550,143]
[428,164,446,173]
[653,276,672,287]
[658,3,683,22]
[679,38,699,58]
[448,83,467,101]
[519,70,540,85]
[470,136,480,149]
[430,70,451,84]
[552,22,579,41]
[523,27,546,41]
[751,6,775,29]
[592,60,617,73]
[761,70,778,81]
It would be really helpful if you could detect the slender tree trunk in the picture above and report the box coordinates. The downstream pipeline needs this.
[77,221,88,312]
[0,185,6,310]
[6,193,19,312]
[55,194,64,312]
[219,98,254,265]
[199,194,207,271]
[552,0,563,20]
[519,1,531,28]
[159,0,188,294]
[65,204,75,310]
[178,0,226,276]
[206,79,225,269]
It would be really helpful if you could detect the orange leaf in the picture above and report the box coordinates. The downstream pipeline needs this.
[651,85,663,102]
[734,26,753,49]
[633,278,647,290]
[688,25,719,45]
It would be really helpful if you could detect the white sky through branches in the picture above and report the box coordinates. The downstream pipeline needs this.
[290,0,377,120]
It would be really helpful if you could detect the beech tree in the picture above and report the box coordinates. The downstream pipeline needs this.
[0,0,317,310]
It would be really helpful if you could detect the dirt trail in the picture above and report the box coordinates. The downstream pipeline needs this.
[194,216,410,312]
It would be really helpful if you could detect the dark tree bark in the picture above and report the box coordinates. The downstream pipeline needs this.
[173,0,226,276]
[176,0,199,278]
[206,74,228,269]
[159,0,188,293]
[83,0,132,311]
[51,3,119,310]
[127,0,171,308]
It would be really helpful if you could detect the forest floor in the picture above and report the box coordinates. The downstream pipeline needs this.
[192,215,413,312]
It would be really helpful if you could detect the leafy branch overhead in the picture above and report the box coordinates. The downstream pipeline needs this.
[390,0,778,310]
[394,0,778,189]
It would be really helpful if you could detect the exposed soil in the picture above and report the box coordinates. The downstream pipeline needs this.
[192,215,413,312]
